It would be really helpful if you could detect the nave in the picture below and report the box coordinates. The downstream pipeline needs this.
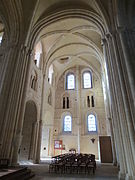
[0,1,135,179]
[29,162,118,180]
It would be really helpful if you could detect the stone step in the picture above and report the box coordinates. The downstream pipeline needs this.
[0,167,35,180]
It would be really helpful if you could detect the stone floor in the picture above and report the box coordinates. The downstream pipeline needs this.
[27,163,118,180]
[0,168,17,177]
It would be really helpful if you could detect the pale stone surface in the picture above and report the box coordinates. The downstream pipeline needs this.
[0,0,135,179]
[29,163,118,180]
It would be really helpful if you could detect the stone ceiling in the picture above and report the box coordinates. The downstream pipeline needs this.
[39,18,103,79]
[31,0,107,79]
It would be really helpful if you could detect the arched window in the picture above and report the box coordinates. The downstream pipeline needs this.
[66,74,75,90]
[83,71,92,88]
[87,96,90,107]
[87,114,97,132]
[63,115,72,132]
[63,97,65,109]
[48,64,54,85]
[0,22,4,45]
[91,96,95,107]
[67,97,69,108]
[62,96,70,109]
[34,42,42,68]
[0,34,3,44]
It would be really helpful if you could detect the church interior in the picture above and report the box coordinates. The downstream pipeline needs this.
[0,0,135,179]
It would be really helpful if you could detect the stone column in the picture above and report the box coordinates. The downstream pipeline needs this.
[48,126,54,156]
[47,128,50,156]
[105,31,135,179]
[108,117,117,166]
[11,49,34,165]
[35,120,42,163]
[102,65,117,164]
[0,44,31,164]
[35,74,45,162]
[11,133,22,165]
[110,30,135,179]
[77,126,80,154]
[118,28,135,107]
[29,122,38,160]
[102,37,127,179]
[76,66,81,153]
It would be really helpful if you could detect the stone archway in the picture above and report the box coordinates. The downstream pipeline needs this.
[4,1,133,177]
[19,100,37,162]
[30,8,110,163]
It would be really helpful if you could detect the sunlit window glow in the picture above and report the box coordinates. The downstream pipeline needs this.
[83,72,92,88]
[104,62,109,89]
[0,32,4,44]
[64,115,72,132]
[102,80,106,101]
[35,52,40,67]
[34,42,42,68]
[67,74,75,90]
[0,36,2,44]
[88,114,97,132]
[48,65,54,84]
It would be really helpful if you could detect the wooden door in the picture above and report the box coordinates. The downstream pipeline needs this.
[99,136,113,163]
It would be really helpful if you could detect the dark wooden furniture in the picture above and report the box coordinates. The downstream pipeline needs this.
[99,136,113,163]
[49,153,96,175]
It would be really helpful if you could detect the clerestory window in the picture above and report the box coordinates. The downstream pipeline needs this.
[66,74,75,90]
[87,114,97,132]
[0,36,2,44]
[34,42,42,68]
[0,32,4,45]
[83,71,92,89]
[63,115,72,132]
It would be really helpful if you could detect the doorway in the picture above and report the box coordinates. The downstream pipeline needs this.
[99,136,113,163]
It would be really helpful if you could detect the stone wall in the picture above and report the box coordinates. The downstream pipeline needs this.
[51,66,108,159]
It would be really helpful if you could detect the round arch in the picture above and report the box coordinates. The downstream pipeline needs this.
[26,3,112,163]
[28,8,108,50]
[27,9,107,81]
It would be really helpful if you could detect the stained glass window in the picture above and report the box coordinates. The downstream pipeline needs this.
[34,42,42,68]
[67,74,75,90]
[64,115,72,132]
[0,36,2,44]
[0,32,4,44]
[48,65,53,84]
[88,114,97,132]
[83,72,92,88]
